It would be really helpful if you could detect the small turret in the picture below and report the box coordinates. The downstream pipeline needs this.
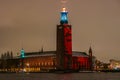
[89,46,93,71]
[89,46,92,57]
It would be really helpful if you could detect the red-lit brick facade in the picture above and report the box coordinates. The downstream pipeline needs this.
[56,24,72,70]
[72,56,90,70]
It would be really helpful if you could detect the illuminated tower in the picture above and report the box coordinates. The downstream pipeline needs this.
[56,7,72,70]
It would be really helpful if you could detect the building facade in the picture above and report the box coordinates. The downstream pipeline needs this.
[0,7,93,72]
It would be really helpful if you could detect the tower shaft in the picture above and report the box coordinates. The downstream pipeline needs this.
[56,8,72,70]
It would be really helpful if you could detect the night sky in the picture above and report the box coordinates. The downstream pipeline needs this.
[0,0,120,62]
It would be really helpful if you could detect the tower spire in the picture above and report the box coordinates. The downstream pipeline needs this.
[89,46,93,71]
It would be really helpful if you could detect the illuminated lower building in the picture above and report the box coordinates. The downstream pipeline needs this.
[19,51,56,72]
[0,50,92,72]
[19,50,91,72]
[72,52,91,70]
[109,59,120,70]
